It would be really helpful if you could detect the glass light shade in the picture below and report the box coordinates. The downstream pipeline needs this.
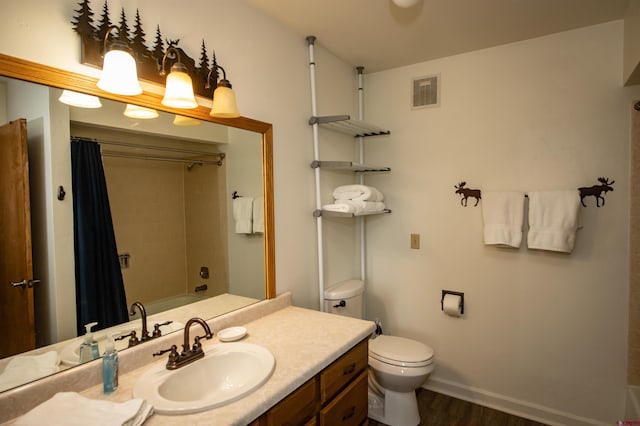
[123,104,159,119]
[210,85,240,118]
[97,49,142,96]
[161,71,198,109]
[173,115,202,126]
[392,0,421,7]
[58,90,102,108]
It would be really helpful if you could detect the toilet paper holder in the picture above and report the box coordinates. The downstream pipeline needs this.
[441,290,464,315]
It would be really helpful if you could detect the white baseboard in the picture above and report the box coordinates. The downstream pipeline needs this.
[423,377,610,426]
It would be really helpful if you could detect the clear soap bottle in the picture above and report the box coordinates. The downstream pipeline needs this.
[78,322,100,363]
[102,334,118,393]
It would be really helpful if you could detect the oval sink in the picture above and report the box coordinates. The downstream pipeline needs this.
[133,342,275,414]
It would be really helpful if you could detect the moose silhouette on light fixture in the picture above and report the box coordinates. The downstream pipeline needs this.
[578,177,615,207]
[454,182,482,207]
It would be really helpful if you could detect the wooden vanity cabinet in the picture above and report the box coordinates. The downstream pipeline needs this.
[257,338,369,426]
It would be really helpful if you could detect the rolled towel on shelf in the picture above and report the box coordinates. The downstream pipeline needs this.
[233,196,254,234]
[332,184,384,202]
[323,200,386,215]
[322,203,357,214]
[0,351,60,392]
[14,392,153,426]
[527,190,582,253]
[337,200,386,214]
[481,191,526,248]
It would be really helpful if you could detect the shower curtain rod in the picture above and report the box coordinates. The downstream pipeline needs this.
[101,151,223,166]
[71,136,226,166]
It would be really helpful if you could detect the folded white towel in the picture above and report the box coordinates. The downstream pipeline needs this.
[332,184,384,202]
[323,200,386,215]
[527,190,581,253]
[0,351,60,392]
[14,392,153,426]
[481,191,525,248]
[233,196,253,234]
[252,196,264,233]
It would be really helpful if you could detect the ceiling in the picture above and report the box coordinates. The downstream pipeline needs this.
[243,0,631,73]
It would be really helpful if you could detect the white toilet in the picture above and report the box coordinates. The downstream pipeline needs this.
[324,280,435,426]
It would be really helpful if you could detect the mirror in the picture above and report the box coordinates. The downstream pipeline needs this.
[0,54,275,391]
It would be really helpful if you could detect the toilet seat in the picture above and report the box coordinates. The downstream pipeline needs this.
[369,335,434,368]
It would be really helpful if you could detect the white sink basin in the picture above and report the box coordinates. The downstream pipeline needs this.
[133,342,275,414]
[60,321,183,365]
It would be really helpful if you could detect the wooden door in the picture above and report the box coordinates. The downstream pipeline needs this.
[0,119,36,358]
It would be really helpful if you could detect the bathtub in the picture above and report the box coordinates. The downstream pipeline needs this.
[626,386,640,421]
[133,293,208,316]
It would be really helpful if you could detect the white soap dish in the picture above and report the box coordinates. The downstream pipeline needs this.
[218,326,247,342]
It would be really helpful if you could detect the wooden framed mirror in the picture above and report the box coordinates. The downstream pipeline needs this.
[0,53,275,390]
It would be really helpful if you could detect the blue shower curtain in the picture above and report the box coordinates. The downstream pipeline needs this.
[71,137,128,335]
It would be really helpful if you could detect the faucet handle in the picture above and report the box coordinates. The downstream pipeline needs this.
[152,321,174,338]
[116,330,139,347]
[153,344,179,360]
[192,336,203,352]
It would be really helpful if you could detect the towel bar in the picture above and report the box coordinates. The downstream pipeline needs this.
[454,177,614,208]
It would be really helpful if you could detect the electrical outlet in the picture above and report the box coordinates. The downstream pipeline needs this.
[410,233,420,249]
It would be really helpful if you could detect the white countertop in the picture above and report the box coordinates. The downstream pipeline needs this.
[77,305,374,425]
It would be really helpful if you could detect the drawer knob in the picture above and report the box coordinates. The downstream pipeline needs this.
[343,362,356,376]
[342,406,355,421]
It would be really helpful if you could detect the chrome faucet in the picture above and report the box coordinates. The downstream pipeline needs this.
[130,302,150,342]
[153,317,213,370]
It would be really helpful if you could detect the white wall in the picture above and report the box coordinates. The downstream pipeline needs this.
[0,0,356,312]
[364,21,640,424]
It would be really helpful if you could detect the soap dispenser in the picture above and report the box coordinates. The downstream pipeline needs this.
[102,333,118,393]
[78,322,100,363]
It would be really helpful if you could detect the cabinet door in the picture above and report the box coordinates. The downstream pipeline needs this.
[264,377,318,426]
[320,339,368,404]
[319,371,368,426]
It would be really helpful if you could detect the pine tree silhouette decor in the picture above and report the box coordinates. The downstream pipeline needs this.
[72,0,216,98]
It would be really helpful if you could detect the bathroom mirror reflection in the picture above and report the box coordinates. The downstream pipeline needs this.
[0,54,275,392]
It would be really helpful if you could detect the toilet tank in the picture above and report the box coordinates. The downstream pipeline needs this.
[324,279,364,319]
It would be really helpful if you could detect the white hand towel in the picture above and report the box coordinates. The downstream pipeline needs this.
[527,190,581,253]
[252,196,264,233]
[481,191,525,248]
[14,392,154,426]
[0,351,60,392]
[332,184,384,202]
[233,196,254,234]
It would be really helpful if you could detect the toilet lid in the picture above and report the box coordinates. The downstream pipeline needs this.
[369,335,434,367]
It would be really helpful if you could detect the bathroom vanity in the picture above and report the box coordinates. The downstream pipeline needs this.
[0,293,375,425]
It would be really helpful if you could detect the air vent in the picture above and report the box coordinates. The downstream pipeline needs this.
[412,74,440,109]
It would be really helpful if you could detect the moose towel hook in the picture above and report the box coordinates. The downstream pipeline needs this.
[454,177,614,208]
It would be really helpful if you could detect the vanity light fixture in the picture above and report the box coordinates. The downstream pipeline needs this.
[206,63,240,118]
[96,26,143,96]
[123,104,159,119]
[58,90,102,108]
[173,115,202,126]
[160,47,198,109]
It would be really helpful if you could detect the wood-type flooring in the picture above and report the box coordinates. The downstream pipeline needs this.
[368,389,549,426]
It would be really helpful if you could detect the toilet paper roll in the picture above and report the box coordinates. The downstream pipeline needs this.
[443,293,462,317]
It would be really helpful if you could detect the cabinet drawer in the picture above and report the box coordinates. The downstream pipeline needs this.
[319,370,368,426]
[264,376,318,426]
[320,339,368,404]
